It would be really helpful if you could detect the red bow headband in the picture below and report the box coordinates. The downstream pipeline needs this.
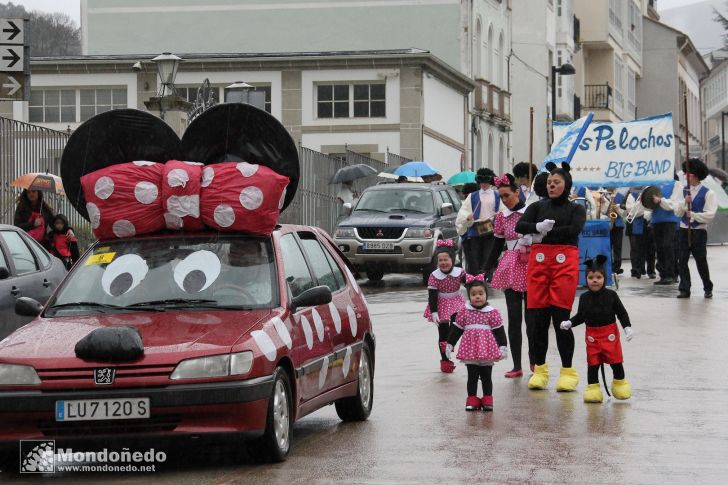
[493,174,511,188]
[465,273,485,284]
[436,239,454,248]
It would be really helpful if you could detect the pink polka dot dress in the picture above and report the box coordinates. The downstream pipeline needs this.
[490,208,529,292]
[423,267,466,323]
[454,303,505,365]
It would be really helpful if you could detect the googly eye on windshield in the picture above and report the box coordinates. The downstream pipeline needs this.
[173,250,222,293]
[101,254,149,297]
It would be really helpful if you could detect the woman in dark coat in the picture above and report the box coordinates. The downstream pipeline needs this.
[14,189,55,246]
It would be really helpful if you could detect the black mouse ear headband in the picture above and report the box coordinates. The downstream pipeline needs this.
[584,254,608,274]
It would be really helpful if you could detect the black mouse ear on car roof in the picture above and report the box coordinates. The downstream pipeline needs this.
[60,109,181,220]
[179,103,299,212]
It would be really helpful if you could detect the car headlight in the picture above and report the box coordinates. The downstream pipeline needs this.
[335,227,356,238]
[0,363,41,385]
[170,351,254,380]
[405,228,434,239]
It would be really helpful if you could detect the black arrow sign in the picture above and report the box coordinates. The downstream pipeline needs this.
[2,48,20,68]
[2,20,20,41]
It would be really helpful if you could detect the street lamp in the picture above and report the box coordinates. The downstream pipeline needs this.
[152,52,182,97]
[551,63,576,142]
[224,81,266,110]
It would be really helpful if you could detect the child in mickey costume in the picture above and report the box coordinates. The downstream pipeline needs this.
[560,255,634,402]
[424,239,466,373]
[515,162,586,392]
[445,274,507,411]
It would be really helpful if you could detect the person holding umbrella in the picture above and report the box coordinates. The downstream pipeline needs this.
[331,164,375,205]
[14,189,55,245]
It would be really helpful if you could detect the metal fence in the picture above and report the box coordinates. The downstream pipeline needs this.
[0,117,96,245]
[1,115,409,239]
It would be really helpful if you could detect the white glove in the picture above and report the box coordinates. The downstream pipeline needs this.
[536,219,556,234]
[431,312,439,323]
[560,320,572,330]
[499,346,508,360]
[532,233,544,244]
[518,234,533,247]
[445,344,453,360]
[624,327,634,341]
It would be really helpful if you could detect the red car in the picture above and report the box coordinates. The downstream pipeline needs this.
[0,225,374,462]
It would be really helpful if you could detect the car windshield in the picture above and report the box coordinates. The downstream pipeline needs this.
[46,235,278,316]
[355,189,434,214]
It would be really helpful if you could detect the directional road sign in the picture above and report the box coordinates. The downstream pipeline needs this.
[0,18,23,44]
[0,73,23,99]
[0,46,23,72]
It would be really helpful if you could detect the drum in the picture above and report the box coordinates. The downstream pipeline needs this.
[474,218,494,236]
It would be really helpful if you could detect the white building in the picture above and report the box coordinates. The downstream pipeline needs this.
[702,50,728,169]
[76,0,511,174]
[1,50,474,178]
[511,0,577,165]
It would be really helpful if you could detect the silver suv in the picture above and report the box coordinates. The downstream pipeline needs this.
[333,183,461,284]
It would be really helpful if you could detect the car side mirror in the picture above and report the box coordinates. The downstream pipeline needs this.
[15,297,43,317]
[439,202,454,216]
[290,285,332,313]
[0,267,9,280]
[342,202,352,215]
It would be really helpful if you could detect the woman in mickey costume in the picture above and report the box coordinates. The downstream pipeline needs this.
[560,255,633,403]
[485,173,536,378]
[515,162,586,392]
[424,239,466,373]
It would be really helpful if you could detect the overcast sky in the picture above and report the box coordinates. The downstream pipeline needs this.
[7,0,713,28]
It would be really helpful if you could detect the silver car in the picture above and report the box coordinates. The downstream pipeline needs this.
[0,224,66,340]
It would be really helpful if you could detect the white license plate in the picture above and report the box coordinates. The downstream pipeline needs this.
[363,241,395,250]
[55,398,150,421]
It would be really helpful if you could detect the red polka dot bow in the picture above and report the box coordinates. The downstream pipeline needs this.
[493,174,511,187]
[465,273,485,284]
[436,239,454,247]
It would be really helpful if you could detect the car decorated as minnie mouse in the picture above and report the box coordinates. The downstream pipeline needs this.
[0,106,374,462]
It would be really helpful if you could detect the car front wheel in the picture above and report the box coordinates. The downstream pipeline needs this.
[335,344,374,421]
[249,367,292,462]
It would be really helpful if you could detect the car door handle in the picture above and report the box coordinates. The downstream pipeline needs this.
[43,279,51,288]
[10,286,20,296]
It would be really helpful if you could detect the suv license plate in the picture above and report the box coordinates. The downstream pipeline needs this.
[363,241,395,250]
[55,398,150,421]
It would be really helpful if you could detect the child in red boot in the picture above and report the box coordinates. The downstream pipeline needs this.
[424,239,466,373]
[446,274,508,411]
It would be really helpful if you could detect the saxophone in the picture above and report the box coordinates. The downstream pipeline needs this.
[607,191,619,229]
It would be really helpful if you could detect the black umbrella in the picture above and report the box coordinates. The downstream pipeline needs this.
[330,164,378,184]
[709,166,728,183]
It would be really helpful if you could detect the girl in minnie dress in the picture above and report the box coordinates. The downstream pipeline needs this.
[446,274,507,411]
[486,173,537,379]
[424,239,466,373]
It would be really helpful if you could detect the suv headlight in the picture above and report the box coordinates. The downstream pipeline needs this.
[0,363,41,385]
[335,227,356,238]
[170,351,254,380]
[405,228,434,239]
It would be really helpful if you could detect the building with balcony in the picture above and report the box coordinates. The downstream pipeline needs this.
[573,0,646,122]
[702,50,728,169]
[639,18,708,163]
[510,0,577,166]
[0,50,474,178]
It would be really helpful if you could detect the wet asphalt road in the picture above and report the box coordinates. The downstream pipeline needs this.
[4,247,728,484]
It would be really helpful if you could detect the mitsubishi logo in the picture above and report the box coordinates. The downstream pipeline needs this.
[94,368,115,385]
[376,229,384,238]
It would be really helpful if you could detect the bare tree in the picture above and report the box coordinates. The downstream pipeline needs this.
[0,2,81,56]
[715,4,728,49]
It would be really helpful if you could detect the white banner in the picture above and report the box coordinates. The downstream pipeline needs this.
[552,113,675,188]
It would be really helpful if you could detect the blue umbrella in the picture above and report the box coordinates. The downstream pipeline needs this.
[393,161,439,177]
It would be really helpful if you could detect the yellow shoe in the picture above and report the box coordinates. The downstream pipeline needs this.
[528,364,549,390]
[556,367,579,392]
[583,383,604,403]
[611,378,632,400]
